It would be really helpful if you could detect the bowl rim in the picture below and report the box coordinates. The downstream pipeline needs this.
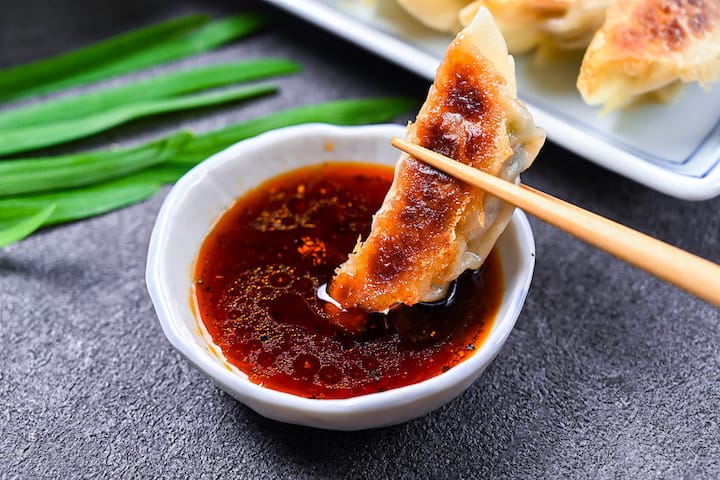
[146,123,535,421]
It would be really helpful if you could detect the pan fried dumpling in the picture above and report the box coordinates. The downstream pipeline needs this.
[395,0,472,32]
[542,0,610,50]
[577,0,720,110]
[459,0,609,55]
[328,8,545,317]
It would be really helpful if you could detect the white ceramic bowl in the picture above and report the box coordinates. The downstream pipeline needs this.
[146,123,535,431]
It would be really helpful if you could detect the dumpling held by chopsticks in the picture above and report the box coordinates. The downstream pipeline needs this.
[328,7,545,321]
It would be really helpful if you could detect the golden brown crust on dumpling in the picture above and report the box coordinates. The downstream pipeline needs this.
[578,0,720,109]
[610,0,719,54]
[329,32,513,312]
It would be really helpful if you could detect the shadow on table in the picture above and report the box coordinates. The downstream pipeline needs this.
[0,251,88,281]
[222,362,570,478]
[236,400,499,478]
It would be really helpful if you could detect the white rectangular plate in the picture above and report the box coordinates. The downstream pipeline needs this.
[264,0,720,200]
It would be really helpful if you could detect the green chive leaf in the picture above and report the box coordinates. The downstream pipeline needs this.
[0,177,161,226]
[0,59,299,130]
[172,96,416,162]
[0,14,265,102]
[0,97,416,247]
[0,14,209,102]
[0,204,57,247]
[0,131,193,197]
[0,84,276,156]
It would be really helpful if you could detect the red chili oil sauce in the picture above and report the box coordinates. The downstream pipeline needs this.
[193,162,503,399]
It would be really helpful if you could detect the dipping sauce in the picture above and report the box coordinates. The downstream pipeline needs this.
[193,162,503,399]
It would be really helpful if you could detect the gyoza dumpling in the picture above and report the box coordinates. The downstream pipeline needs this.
[395,0,472,32]
[459,0,610,55]
[577,0,720,110]
[329,8,545,317]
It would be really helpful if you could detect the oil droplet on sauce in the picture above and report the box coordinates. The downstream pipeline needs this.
[193,162,503,399]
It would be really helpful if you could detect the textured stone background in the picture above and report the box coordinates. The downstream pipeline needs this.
[1,0,719,478]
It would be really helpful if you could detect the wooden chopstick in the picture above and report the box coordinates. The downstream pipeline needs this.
[391,137,720,307]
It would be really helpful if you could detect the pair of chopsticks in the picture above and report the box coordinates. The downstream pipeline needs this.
[392,137,720,307]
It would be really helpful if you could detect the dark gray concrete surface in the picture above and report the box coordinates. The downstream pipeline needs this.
[1,0,719,478]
